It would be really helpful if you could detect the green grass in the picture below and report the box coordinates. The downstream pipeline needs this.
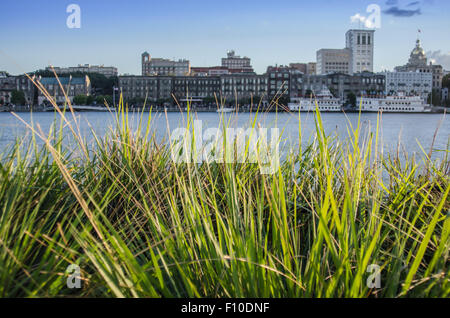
[0,93,449,298]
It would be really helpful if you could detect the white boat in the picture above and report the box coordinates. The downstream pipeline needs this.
[357,93,431,113]
[216,107,235,113]
[288,87,342,112]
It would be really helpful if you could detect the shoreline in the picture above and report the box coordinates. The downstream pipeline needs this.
[1,108,447,114]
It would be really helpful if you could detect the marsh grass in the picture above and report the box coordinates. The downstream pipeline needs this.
[0,78,449,297]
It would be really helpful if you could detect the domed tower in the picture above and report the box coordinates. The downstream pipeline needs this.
[407,39,427,67]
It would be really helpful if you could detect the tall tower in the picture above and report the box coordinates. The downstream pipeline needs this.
[346,29,375,74]
[142,52,151,75]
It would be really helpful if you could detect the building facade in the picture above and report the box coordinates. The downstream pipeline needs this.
[47,64,118,77]
[0,75,35,105]
[0,75,16,105]
[119,73,268,105]
[37,76,91,105]
[141,52,190,76]
[302,72,385,102]
[316,49,351,75]
[267,66,291,100]
[221,50,254,73]
[173,76,221,100]
[119,75,173,102]
[220,73,268,101]
[381,71,432,98]
[345,29,375,74]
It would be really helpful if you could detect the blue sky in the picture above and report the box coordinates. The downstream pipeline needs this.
[1,0,449,75]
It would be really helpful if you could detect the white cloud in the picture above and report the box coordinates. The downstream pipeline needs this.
[426,50,450,70]
[350,13,377,28]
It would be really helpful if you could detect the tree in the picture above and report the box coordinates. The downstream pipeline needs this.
[86,95,95,105]
[95,95,113,106]
[427,89,441,106]
[73,95,87,105]
[346,92,357,108]
[11,90,26,105]
[442,74,450,89]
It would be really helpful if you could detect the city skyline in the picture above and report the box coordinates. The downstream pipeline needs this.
[1,0,450,75]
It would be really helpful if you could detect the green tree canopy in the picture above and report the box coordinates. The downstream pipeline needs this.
[427,89,441,106]
[73,95,88,105]
[95,95,113,106]
[11,90,26,105]
[346,92,357,108]
[442,74,450,89]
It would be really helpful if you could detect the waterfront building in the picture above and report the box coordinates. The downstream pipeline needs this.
[118,73,268,105]
[316,49,351,75]
[345,29,375,74]
[0,75,35,105]
[302,72,385,102]
[289,70,304,99]
[141,52,190,76]
[0,75,16,105]
[220,73,268,102]
[267,66,291,101]
[119,75,173,102]
[221,50,254,73]
[381,71,432,98]
[37,76,91,105]
[16,76,35,105]
[47,64,118,77]
[395,39,443,90]
[173,76,221,100]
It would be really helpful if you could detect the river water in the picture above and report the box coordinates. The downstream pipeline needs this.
[0,111,448,161]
